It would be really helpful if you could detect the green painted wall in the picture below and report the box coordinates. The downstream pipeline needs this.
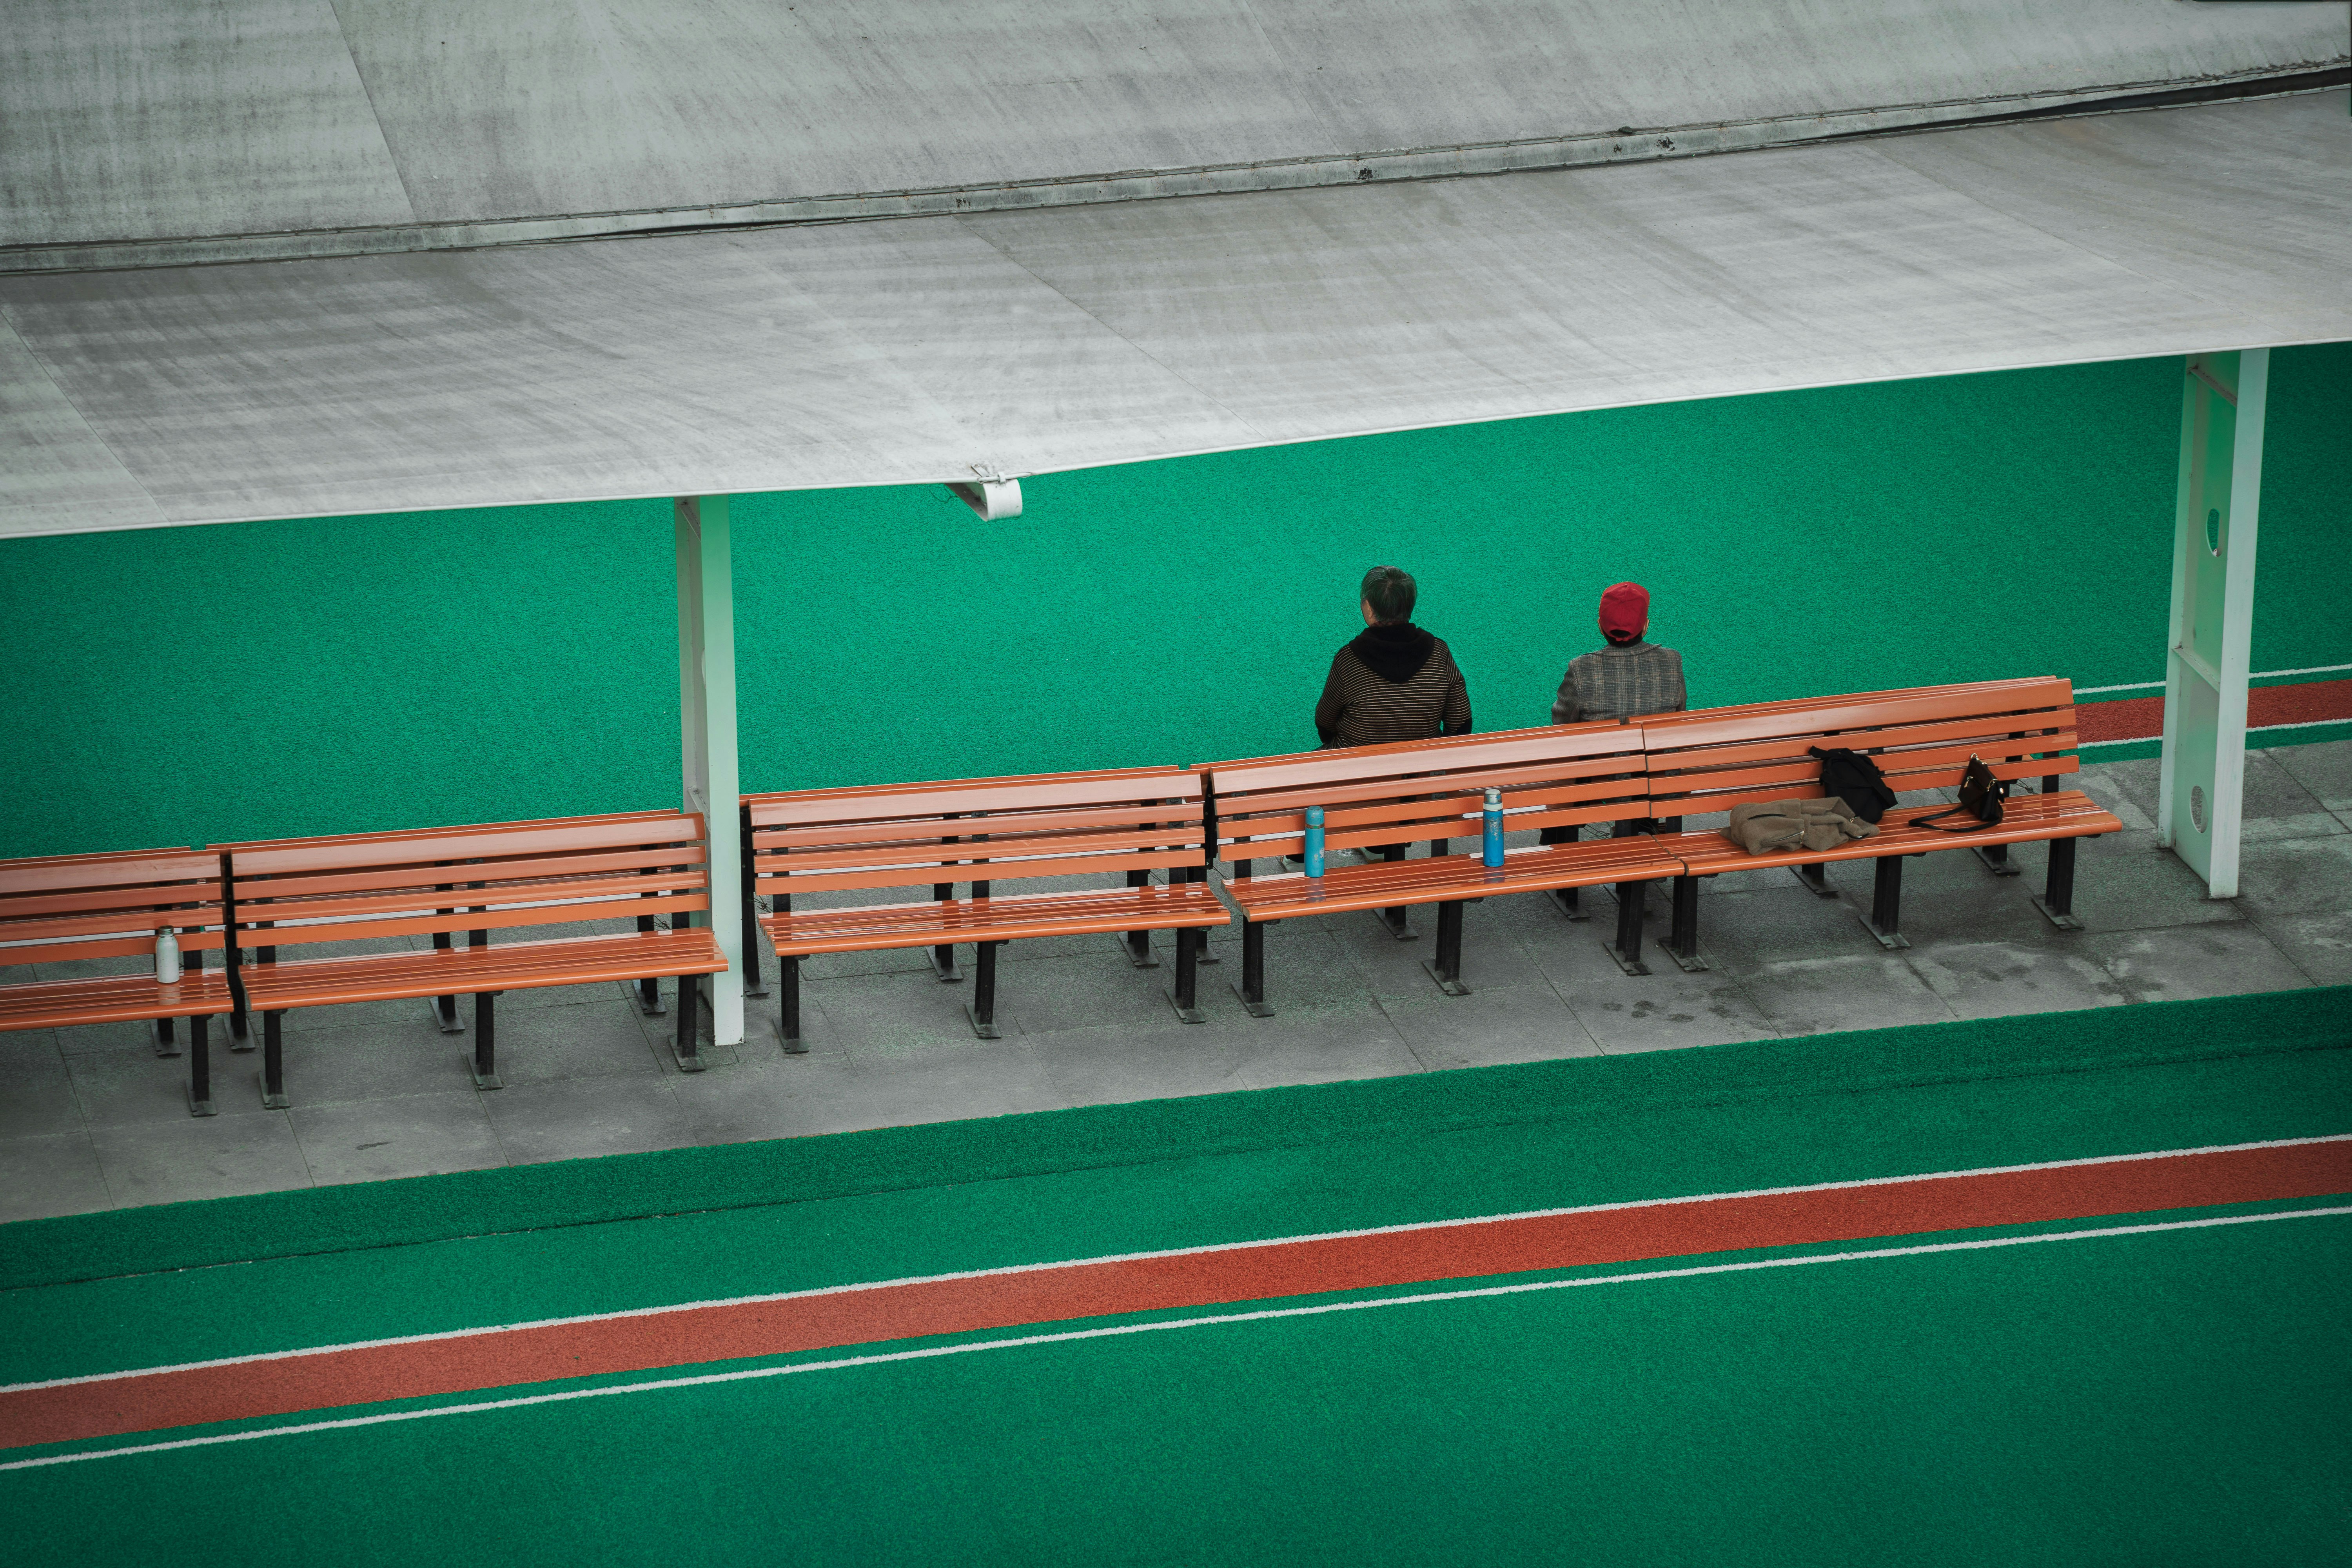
[4,345,2347,858]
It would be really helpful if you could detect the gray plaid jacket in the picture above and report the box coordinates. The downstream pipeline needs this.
[1550,642,1687,724]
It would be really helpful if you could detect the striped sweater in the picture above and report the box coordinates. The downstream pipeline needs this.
[1314,623,1473,748]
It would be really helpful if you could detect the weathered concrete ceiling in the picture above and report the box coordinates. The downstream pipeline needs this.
[4,91,2344,538]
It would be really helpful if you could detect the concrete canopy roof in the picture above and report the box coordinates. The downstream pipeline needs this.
[4,89,2346,539]
[4,0,2344,264]
[0,3,2345,539]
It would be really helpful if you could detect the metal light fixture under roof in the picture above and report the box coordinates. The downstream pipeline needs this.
[947,465,1023,520]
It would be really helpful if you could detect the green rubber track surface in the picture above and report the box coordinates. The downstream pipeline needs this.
[4,987,2349,1563]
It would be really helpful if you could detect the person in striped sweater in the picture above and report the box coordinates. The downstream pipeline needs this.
[1312,566,1474,749]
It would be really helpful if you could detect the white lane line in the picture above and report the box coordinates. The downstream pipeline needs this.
[2083,716,2352,747]
[2078,664,2352,695]
[8,1132,2342,1396]
[5,1204,2345,1474]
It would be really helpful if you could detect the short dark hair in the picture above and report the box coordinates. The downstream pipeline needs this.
[1360,565,1417,624]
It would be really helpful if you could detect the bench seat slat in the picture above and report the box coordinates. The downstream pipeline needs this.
[1668,792,2123,875]
[761,882,1229,956]
[240,929,726,1011]
[1226,837,1682,922]
[0,968,238,1031]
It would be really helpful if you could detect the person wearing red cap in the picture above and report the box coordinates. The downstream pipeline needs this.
[1550,581,1685,725]
[1540,583,1687,912]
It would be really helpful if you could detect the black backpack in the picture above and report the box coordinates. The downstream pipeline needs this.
[1809,746,1897,823]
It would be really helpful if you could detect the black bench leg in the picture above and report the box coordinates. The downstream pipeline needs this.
[1663,875,1708,973]
[673,975,705,1072]
[468,992,505,1088]
[1423,900,1469,996]
[739,901,768,1000]
[966,942,1004,1039]
[632,975,664,1016]
[1860,856,1909,949]
[1189,865,1219,963]
[2034,836,2084,930]
[1233,920,1273,1017]
[1123,869,1159,966]
[428,929,463,1033]
[1375,845,1414,940]
[186,1015,215,1116]
[1168,928,1205,1024]
[779,955,808,1054]
[929,878,964,982]
[153,1013,180,1056]
[261,1011,290,1109]
[1606,879,1651,976]
[1540,824,1588,920]
[1791,862,1837,898]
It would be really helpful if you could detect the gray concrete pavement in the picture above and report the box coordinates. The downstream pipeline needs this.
[4,742,2345,1224]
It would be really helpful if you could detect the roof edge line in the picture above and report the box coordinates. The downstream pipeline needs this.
[4,64,2343,277]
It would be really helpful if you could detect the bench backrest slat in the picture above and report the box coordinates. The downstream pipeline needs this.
[0,849,229,971]
[747,768,1206,899]
[224,813,711,955]
[1206,723,1649,865]
[1644,678,2082,816]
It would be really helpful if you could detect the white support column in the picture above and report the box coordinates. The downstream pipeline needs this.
[2157,349,2267,900]
[675,495,744,1045]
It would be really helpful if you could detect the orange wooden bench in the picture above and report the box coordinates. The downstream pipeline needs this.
[0,849,241,1115]
[738,766,1184,997]
[1205,724,1687,1006]
[1641,678,2125,964]
[221,811,727,1106]
[746,768,1227,1047]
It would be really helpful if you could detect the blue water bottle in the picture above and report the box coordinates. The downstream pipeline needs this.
[1482,788,1505,868]
[1304,806,1325,878]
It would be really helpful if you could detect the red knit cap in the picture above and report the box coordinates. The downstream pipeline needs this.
[1599,581,1650,643]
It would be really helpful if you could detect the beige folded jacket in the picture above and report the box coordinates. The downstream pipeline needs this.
[1721,797,1880,855]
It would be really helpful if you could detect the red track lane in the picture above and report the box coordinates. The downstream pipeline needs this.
[7,1140,2347,1450]
[2078,679,2352,743]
